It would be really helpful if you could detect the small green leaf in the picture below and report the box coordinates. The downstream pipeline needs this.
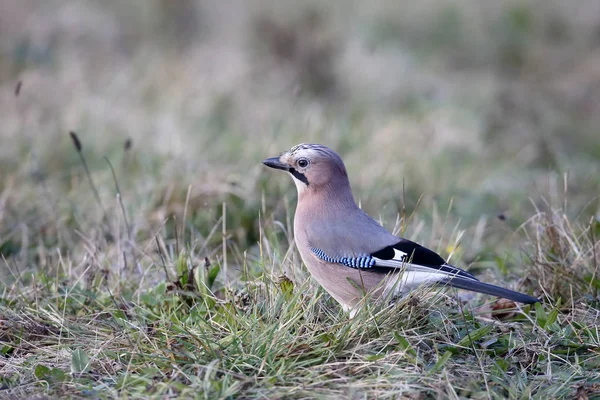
[535,302,547,327]
[584,275,600,290]
[365,354,385,361]
[584,327,600,342]
[34,364,51,379]
[140,292,158,307]
[71,348,90,374]
[457,325,493,348]
[1,344,13,356]
[155,281,166,296]
[50,368,67,382]
[430,350,452,373]
[495,256,508,275]
[207,265,220,289]
[278,276,294,301]
[176,253,187,276]
[394,332,417,357]
[180,270,189,286]
[545,308,559,328]
[493,358,509,374]
[319,333,336,345]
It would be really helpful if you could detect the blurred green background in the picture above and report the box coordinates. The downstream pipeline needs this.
[1,0,599,278]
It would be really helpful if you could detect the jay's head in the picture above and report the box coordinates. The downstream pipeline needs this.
[263,144,349,195]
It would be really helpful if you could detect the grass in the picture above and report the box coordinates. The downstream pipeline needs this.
[1,211,599,398]
[1,0,600,398]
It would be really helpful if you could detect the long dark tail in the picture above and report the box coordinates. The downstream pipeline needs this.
[441,276,539,304]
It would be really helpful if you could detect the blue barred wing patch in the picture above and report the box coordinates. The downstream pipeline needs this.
[310,247,376,268]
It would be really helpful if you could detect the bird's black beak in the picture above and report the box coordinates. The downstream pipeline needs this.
[263,157,289,171]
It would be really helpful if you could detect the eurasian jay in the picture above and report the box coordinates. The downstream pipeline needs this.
[263,143,539,312]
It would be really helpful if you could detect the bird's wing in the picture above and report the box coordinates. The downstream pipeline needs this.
[370,239,477,280]
[305,210,473,279]
[304,208,538,303]
[310,238,539,304]
[309,238,474,279]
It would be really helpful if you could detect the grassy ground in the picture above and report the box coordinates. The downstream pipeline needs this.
[1,0,600,398]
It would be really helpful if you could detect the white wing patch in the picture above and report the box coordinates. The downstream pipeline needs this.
[372,249,407,268]
[393,248,407,261]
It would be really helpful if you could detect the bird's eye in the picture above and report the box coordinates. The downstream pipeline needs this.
[297,158,309,168]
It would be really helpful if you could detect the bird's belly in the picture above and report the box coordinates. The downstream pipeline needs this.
[301,253,386,309]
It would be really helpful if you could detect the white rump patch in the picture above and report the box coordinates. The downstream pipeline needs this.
[384,270,448,298]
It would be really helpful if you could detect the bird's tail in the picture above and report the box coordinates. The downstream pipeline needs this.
[441,276,539,304]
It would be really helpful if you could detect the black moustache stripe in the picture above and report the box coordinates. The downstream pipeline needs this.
[289,168,309,186]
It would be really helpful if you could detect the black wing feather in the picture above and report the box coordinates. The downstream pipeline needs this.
[441,276,539,304]
[371,239,476,280]
[371,239,539,304]
[373,239,445,266]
